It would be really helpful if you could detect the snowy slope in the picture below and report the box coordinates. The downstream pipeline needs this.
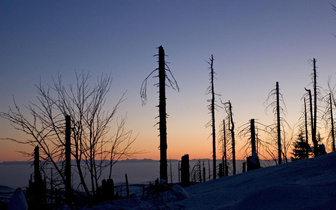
[172,152,336,210]
[98,152,336,210]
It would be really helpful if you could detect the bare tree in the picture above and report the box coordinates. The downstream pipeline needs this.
[223,101,236,175]
[304,98,309,157]
[322,93,336,152]
[329,86,336,152]
[0,72,136,203]
[305,58,322,156]
[205,55,220,180]
[239,119,275,163]
[265,81,290,164]
[218,119,229,177]
[140,46,179,182]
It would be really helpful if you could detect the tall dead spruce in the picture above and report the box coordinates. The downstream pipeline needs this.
[305,58,319,156]
[206,55,220,180]
[266,81,287,164]
[141,46,179,182]
[276,82,282,164]
[223,101,236,175]
[304,98,309,158]
[322,93,335,152]
[329,94,336,152]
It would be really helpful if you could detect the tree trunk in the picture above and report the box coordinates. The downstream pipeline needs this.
[65,115,72,205]
[305,88,318,156]
[276,82,282,164]
[223,119,227,177]
[125,174,130,198]
[34,146,42,184]
[330,93,335,152]
[304,98,309,158]
[209,55,216,180]
[228,101,236,175]
[159,46,168,182]
[181,154,190,187]
[313,58,318,154]
[250,119,256,154]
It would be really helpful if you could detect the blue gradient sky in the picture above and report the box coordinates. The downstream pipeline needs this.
[1,1,336,161]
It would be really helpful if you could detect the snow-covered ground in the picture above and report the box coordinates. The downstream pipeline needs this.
[89,152,336,209]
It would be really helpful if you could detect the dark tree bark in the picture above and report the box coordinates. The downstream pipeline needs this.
[158,46,168,182]
[330,93,335,152]
[304,98,309,158]
[276,82,282,164]
[140,46,179,182]
[181,154,190,187]
[305,88,318,156]
[313,59,317,150]
[34,146,42,184]
[223,119,228,177]
[251,119,256,154]
[207,55,216,180]
[228,101,236,175]
[65,115,72,205]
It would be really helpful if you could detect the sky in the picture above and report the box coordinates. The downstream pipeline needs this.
[1,0,336,162]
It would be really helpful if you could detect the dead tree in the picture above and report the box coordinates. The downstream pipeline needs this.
[221,119,228,177]
[224,101,236,175]
[313,59,318,151]
[181,154,190,187]
[265,81,289,164]
[206,55,218,180]
[305,88,318,156]
[327,78,336,152]
[304,98,309,158]
[322,93,336,152]
[330,94,336,152]
[251,119,257,154]
[65,115,72,205]
[304,58,320,156]
[247,119,260,171]
[28,146,45,208]
[0,72,136,203]
[276,82,282,164]
[140,46,179,182]
[34,146,42,186]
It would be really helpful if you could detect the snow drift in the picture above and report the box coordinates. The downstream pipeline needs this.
[104,152,336,209]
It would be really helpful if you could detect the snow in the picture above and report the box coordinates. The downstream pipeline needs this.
[89,152,336,209]
[171,185,189,200]
[7,188,28,210]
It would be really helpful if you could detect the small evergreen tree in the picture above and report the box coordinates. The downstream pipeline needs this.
[291,130,312,161]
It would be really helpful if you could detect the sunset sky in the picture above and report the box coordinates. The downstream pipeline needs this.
[1,1,336,162]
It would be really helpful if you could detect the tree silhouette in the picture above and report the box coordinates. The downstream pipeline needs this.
[322,93,336,152]
[297,97,310,158]
[0,72,136,203]
[265,81,289,164]
[305,58,321,156]
[291,130,312,161]
[140,46,179,182]
[205,55,220,179]
[304,98,309,157]
[218,119,229,177]
[223,101,236,175]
